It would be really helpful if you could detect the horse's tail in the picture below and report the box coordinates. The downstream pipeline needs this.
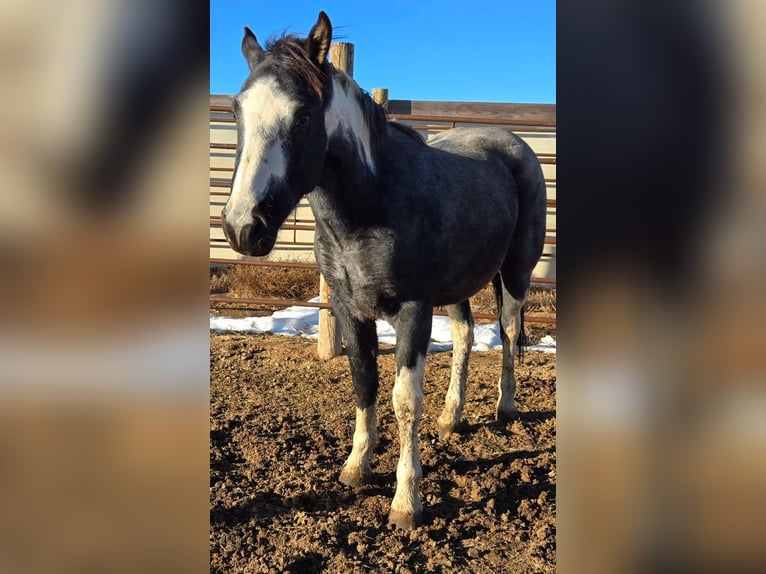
[500,132,548,301]
[516,304,528,363]
[492,273,528,363]
[495,132,545,366]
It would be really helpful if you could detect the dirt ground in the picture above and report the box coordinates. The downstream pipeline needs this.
[210,332,556,573]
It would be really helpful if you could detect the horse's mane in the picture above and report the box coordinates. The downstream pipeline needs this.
[331,69,427,154]
[265,34,331,101]
[264,34,426,156]
[351,81,392,156]
[389,120,427,146]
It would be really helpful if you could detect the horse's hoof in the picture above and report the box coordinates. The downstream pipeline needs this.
[496,407,519,424]
[436,419,454,440]
[388,509,422,530]
[339,465,371,488]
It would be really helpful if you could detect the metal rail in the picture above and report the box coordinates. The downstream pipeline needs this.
[209,100,557,325]
[210,295,557,325]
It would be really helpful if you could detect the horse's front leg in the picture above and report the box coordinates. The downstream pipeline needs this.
[333,300,380,488]
[388,301,432,530]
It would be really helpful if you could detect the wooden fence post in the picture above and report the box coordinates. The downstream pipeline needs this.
[330,42,354,78]
[317,274,341,360]
[317,42,355,360]
[372,88,389,110]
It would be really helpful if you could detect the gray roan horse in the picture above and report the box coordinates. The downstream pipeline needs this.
[221,12,546,529]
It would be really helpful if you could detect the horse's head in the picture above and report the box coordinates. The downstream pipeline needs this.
[221,12,333,256]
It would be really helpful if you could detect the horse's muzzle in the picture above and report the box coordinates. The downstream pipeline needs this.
[221,214,277,257]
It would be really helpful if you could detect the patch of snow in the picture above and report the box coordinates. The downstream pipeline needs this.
[210,299,556,354]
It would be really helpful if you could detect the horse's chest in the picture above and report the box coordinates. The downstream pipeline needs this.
[319,238,398,320]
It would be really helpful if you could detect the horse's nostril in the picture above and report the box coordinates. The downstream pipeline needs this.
[255,237,270,251]
[238,223,252,251]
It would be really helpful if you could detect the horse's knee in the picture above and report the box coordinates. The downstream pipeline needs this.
[392,358,425,423]
[451,319,473,351]
[393,389,422,424]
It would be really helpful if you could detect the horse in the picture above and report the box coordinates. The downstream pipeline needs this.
[221,11,547,529]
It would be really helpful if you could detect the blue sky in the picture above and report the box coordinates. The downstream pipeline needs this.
[210,1,555,103]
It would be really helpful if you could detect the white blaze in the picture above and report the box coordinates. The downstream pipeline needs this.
[226,77,296,229]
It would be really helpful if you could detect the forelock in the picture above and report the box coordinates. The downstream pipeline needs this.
[263,35,331,101]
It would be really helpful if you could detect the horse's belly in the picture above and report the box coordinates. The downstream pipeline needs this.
[315,218,510,318]
[434,250,507,306]
[429,215,512,304]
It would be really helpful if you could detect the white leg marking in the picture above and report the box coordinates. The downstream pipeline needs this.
[437,314,473,437]
[339,405,377,487]
[389,355,426,528]
[497,295,525,421]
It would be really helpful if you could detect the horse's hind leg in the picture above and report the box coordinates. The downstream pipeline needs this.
[493,272,528,422]
[436,300,474,439]
[334,301,379,488]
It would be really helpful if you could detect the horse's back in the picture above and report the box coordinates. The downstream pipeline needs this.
[366,126,542,305]
[427,127,537,168]
[425,127,547,297]
[423,126,545,234]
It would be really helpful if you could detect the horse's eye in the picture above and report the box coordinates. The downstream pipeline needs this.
[295,113,310,129]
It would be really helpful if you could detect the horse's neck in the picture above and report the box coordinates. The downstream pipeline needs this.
[311,149,377,233]
[324,72,379,175]
[311,144,380,236]
[310,73,389,231]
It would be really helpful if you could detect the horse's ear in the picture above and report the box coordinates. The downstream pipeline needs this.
[306,11,332,65]
[242,26,264,70]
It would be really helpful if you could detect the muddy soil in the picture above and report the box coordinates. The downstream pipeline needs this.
[211,333,556,573]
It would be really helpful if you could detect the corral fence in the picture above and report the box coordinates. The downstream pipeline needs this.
[210,43,556,358]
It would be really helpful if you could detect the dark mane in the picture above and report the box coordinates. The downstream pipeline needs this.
[389,120,427,146]
[264,34,425,158]
[265,34,331,101]
[354,83,392,158]
[322,67,388,162]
